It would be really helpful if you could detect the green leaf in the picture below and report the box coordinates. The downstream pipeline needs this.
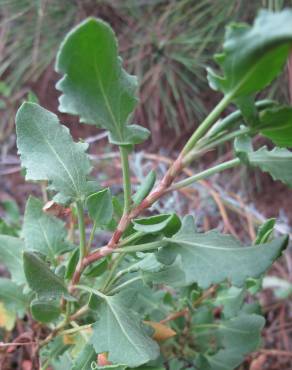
[235,96,259,127]
[87,188,113,226]
[132,214,181,237]
[22,196,71,262]
[108,125,150,146]
[0,278,27,315]
[30,298,61,323]
[136,254,186,288]
[90,292,159,367]
[132,170,156,205]
[206,314,265,370]
[84,258,108,277]
[16,102,92,201]
[65,248,79,280]
[72,344,96,370]
[0,235,25,284]
[158,216,288,289]
[208,10,292,98]
[23,251,72,300]
[259,106,292,147]
[215,286,245,319]
[238,145,292,187]
[255,218,276,245]
[56,18,148,146]
[40,337,70,368]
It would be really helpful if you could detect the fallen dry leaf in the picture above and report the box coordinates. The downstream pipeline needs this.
[144,320,176,342]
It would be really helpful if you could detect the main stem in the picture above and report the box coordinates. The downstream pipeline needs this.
[71,96,233,284]
[120,146,132,214]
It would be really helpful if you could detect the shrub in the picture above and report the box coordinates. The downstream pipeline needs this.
[1,9,292,369]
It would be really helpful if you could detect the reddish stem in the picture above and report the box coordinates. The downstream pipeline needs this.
[70,154,184,287]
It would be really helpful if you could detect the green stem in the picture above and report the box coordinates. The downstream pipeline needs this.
[120,146,132,214]
[182,94,232,155]
[119,231,145,246]
[102,253,126,292]
[113,240,165,254]
[183,127,251,167]
[170,158,241,191]
[87,220,98,253]
[76,201,86,260]
[205,99,275,139]
[107,276,142,295]
[75,284,107,298]
[59,323,92,336]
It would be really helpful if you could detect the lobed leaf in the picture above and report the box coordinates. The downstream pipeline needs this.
[16,102,92,202]
[158,216,288,289]
[22,196,71,262]
[23,251,72,300]
[205,314,265,370]
[56,18,149,146]
[90,292,159,367]
[0,235,25,284]
[236,141,292,187]
[258,106,292,147]
[208,9,292,98]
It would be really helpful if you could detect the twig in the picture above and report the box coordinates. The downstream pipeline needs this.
[0,341,36,347]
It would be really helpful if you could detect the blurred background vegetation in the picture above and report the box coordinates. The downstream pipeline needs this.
[0,0,291,148]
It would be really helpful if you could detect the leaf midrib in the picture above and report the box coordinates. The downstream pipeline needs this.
[94,53,123,140]
[168,237,249,252]
[106,297,148,358]
[33,122,79,196]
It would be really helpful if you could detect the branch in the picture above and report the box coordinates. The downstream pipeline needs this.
[71,95,234,285]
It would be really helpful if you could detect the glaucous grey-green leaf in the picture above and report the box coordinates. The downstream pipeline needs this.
[30,298,61,323]
[206,314,265,370]
[87,188,113,226]
[208,10,292,98]
[158,216,288,289]
[259,106,292,147]
[16,102,92,201]
[23,251,72,300]
[56,18,148,146]
[0,235,25,284]
[0,278,27,315]
[132,170,156,205]
[238,145,292,187]
[90,292,159,367]
[40,337,70,369]
[71,343,96,370]
[215,286,245,319]
[22,196,71,262]
[132,214,181,236]
[135,254,186,287]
